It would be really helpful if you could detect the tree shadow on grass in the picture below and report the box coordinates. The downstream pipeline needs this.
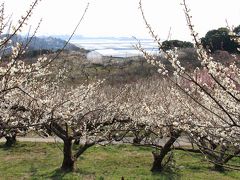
[49,168,95,180]
[0,142,28,151]
[209,166,232,175]
[151,168,180,180]
[49,169,68,180]
[187,165,202,171]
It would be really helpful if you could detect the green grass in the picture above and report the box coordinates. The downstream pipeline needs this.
[0,142,239,180]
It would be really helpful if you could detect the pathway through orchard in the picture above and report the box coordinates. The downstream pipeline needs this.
[0,136,192,147]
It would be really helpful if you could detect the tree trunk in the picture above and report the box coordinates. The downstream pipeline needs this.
[61,139,75,172]
[5,135,16,147]
[213,145,226,172]
[151,152,164,172]
[74,139,80,145]
[151,132,180,172]
[74,143,95,160]
[133,137,142,144]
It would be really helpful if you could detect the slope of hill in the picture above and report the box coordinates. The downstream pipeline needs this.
[1,34,81,52]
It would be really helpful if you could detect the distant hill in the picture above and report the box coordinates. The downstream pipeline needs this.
[28,36,80,51]
[52,35,151,42]
[1,34,81,52]
[50,34,84,41]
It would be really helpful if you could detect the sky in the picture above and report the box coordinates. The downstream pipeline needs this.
[2,0,240,41]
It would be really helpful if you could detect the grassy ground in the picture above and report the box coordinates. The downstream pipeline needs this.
[0,142,239,180]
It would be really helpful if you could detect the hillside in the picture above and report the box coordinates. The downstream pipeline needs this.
[0,34,81,52]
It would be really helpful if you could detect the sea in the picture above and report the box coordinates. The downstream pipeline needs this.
[70,37,159,58]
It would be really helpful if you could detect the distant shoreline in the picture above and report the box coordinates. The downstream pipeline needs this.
[70,37,158,58]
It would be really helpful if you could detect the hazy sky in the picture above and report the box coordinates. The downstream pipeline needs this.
[3,0,240,40]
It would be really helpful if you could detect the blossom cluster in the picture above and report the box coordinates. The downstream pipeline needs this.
[136,0,240,169]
